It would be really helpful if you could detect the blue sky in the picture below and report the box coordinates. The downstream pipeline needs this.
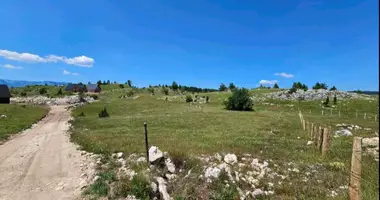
[0,0,378,90]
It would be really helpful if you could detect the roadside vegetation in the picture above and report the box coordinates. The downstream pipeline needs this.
[70,84,378,199]
[0,104,48,141]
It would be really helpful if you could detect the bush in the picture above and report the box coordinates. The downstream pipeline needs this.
[21,92,27,97]
[119,84,124,89]
[219,83,227,92]
[90,94,99,100]
[333,95,337,105]
[57,88,63,95]
[99,107,110,118]
[323,96,330,106]
[185,95,193,102]
[126,90,135,97]
[39,87,47,95]
[78,112,85,117]
[224,88,253,111]
[79,91,86,102]
[162,87,169,95]
[273,83,279,89]
[147,87,154,94]
[313,82,328,90]
[330,86,337,91]
[206,96,209,103]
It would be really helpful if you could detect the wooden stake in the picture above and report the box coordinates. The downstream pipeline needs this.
[322,110,324,116]
[364,113,366,119]
[143,122,149,163]
[310,123,314,139]
[317,127,324,150]
[349,137,362,200]
[303,119,306,131]
[322,128,330,156]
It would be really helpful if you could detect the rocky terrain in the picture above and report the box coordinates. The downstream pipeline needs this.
[10,95,96,105]
[84,146,352,200]
[263,89,371,101]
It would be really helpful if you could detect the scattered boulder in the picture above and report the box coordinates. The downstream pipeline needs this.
[334,129,353,137]
[307,141,314,145]
[165,158,176,173]
[156,177,171,200]
[137,157,147,163]
[151,182,158,193]
[116,152,124,159]
[214,153,222,162]
[224,153,237,164]
[0,114,6,118]
[149,146,164,163]
[205,167,221,181]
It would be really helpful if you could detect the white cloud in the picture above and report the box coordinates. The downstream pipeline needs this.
[64,56,95,67]
[63,69,79,76]
[2,64,23,69]
[259,80,278,85]
[274,72,294,78]
[0,49,95,67]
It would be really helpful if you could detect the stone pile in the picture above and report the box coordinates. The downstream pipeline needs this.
[263,89,369,101]
[11,95,96,105]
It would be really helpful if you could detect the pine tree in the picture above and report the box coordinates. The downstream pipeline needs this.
[273,83,279,89]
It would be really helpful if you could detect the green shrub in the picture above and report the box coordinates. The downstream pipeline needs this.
[119,84,125,89]
[162,87,169,95]
[90,94,99,100]
[273,83,279,89]
[185,95,193,103]
[323,96,330,106]
[99,107,110,118]
[57,88,63,95]
[333,95,337,105]
[224,88,253,111]
[126,90,135,97]
[78,112,85,117]
[39,87,47,95]
[219,83,227,92]
[206,96,209,103]
[21,92,27,97]
[130,174,151,199]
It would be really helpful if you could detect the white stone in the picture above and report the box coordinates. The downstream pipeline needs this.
[0,114,7,118]
[252,189,264,196]
[335,129,352,137]
[307,141,314,145]
[224,153,237,164]
[137,157,147,163]
[116,152,124,158]
[165,173,177,181]
[92,175,100,182]
[156,177,171,200]
[165,158,176,173]
[237,187,246,200]
[149,146,163,163]
[151,182,158,193]
[214,153,222,162]
[205,167,221,180]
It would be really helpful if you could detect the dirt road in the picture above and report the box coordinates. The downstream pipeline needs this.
[0,106,92,200]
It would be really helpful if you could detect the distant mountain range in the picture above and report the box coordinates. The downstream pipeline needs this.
[348,91,379,95]
[0,79,68,88]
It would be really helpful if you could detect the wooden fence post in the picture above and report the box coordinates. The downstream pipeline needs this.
[322,128,330,156]
[303,119,306,131]
[310,123,314,139]
[317,127,324,150]
[322,110,324,116]
[364,113,366,120]
[306,121,309,134]
[349,137,362,200]
[314,126,319,145]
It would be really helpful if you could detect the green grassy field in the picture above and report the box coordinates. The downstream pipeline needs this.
[70,89,379,199]
[0,104,49,141]
[10,85,73,97]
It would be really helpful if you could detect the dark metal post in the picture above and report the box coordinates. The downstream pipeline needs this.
[144,122,149,163]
